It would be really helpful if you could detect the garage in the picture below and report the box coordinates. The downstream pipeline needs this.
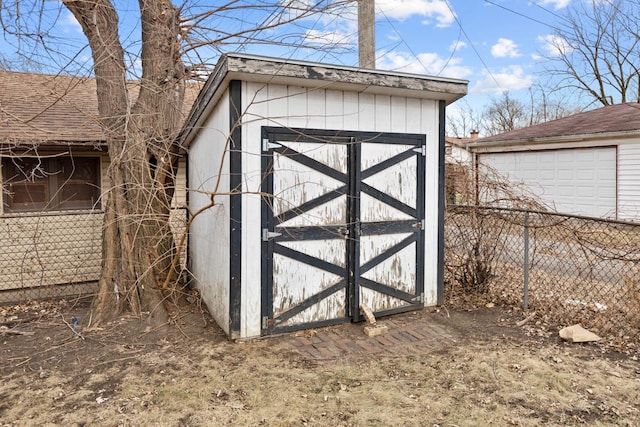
[468,103,640,221]
[478,147,617,218]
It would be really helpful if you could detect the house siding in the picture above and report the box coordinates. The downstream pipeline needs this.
[0,152,188,298]
[0,212,103,291]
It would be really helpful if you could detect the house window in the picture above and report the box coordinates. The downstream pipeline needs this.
[2,156,100,213]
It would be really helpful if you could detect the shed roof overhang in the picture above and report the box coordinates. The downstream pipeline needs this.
[179,53,468,147]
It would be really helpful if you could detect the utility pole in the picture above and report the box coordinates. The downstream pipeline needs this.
[358,0,375,68]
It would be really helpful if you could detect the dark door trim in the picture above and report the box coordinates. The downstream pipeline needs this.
[261,127,426,334]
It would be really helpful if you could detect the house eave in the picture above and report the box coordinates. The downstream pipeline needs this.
[1,140,108,150]
[467,129,640,153]
[178,53,468,148]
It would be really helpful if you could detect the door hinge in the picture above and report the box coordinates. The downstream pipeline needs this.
[262,229,282,241]
[262,138,283,152]
[262,316,278,329]
[413,292,425,304]
[412,219,425,231]
[413,145,426,156]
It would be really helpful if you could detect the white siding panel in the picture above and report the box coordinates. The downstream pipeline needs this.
[405,98,422,133]
[285,86,308,129]
[618,143,640,220]
[242,82,271,337]
[268,84,289,127]
[188,89,231,336]
[343,91,359,129]
[374,94,391,132]
[390,96,408,134]
[420,99,440,306]
[308,88,326,129]
[357,93,375,132]
[480,147,616,218]
[325,89,344,130]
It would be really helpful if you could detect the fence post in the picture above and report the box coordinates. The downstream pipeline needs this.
[523,211,530,310]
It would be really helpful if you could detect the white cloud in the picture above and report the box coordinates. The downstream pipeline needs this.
[538,0,571,9]
[472,65,534,94]
[61,11,82,33]
[491,38,521,58]
[536,34,573,57]
[449,40,467,52]
[282,0,314,7]
[377,0,456,27]
[377,51,472,79]
[304,29,355,46]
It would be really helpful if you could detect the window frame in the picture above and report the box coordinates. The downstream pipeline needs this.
[2,154,101,214]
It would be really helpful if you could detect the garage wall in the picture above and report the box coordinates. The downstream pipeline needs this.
[240,82,440,337]
[618,142,640,221]
[479,147,617,218]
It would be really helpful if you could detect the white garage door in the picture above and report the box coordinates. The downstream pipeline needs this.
[480,147,616,218]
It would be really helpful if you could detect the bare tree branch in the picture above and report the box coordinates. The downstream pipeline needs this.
[542,0,640,106]
[1,0,357,326]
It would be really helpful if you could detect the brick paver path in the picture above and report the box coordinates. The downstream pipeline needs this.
[285,311,458,360]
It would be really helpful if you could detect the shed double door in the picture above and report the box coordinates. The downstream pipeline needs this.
[261,127,425,334]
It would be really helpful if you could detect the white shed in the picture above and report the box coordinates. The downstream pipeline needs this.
[179,53,467,338]
[469,103,640,220]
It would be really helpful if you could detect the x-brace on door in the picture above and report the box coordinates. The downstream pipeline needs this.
[261,127,425,334]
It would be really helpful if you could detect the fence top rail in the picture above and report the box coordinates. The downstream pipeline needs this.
[0,206,188,220]
[449,204,640,227]
[0,209,105,219]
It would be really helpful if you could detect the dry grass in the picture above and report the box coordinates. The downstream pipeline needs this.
[1,301,639,426]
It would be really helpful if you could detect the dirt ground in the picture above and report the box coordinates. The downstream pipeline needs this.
[1,298,639,426]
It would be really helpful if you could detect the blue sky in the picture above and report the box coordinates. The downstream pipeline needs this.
[1,0,575,115]
[295,0,574,113]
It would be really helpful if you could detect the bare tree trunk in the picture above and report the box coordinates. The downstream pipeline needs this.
[64,0,185,326]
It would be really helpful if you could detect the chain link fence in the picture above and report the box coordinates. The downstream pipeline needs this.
[5,200,638,349]
[0,209,187,304]
[445,205,640,348]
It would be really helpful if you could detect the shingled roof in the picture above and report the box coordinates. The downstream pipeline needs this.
[0,71,200,146]
[472,102,640,145]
